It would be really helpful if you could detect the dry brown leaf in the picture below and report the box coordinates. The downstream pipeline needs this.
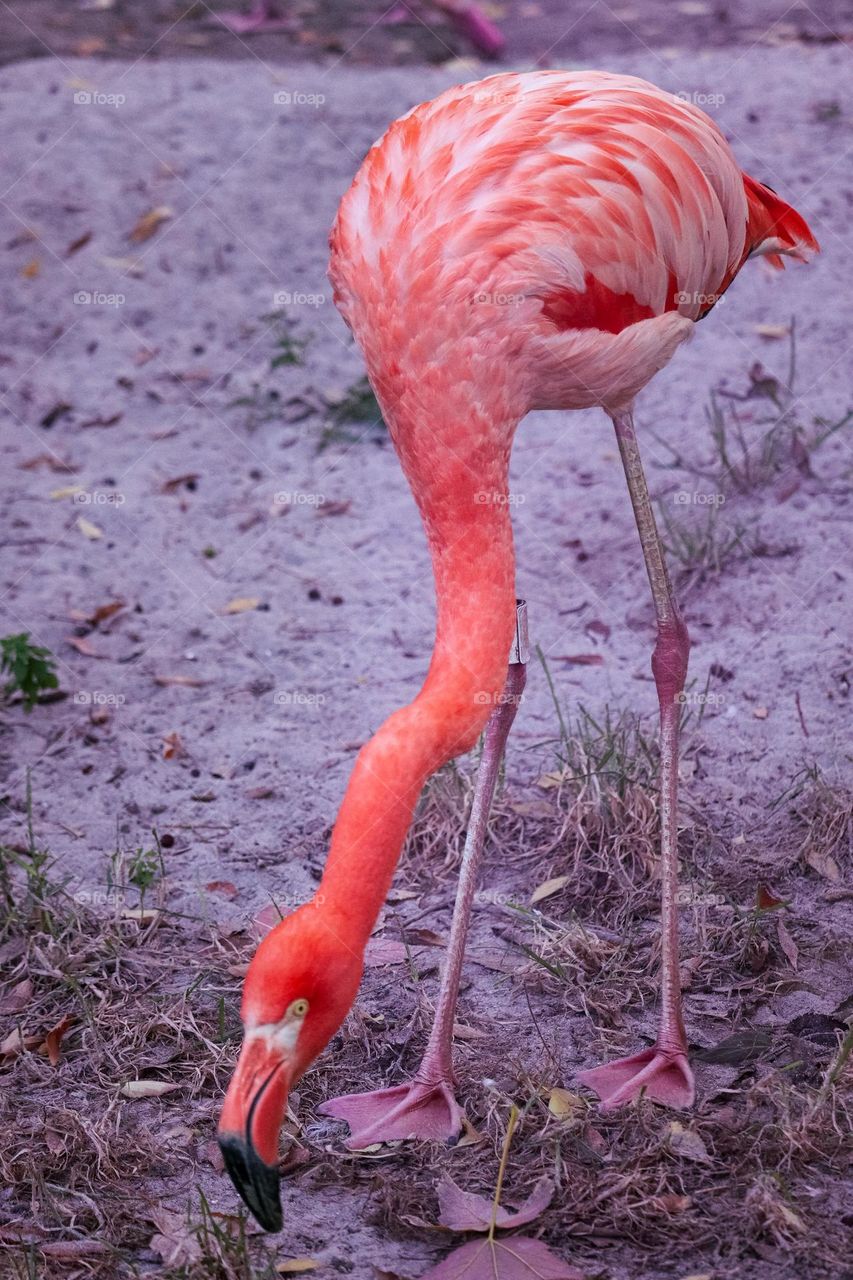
[67,635,105,658]
[420,1236,582,1279]
[120,1079,180,1099]
[1,1027,42,1058]
[530,875,570,905]
[665,1121,712,1164]
[804,842,840,882]
[276,1262,320,1275]
[223,597,262,614]
[128,206,173,244]
[438,1174,554,1232]
[0,978,32,1015]
[776,917,799,969]
[205,881,238,899]
[162,732,185,760]
[42,1013,77,1066]
[149,1206,201,1267]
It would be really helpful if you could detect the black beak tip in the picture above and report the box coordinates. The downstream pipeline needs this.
[218,1134,283,1233]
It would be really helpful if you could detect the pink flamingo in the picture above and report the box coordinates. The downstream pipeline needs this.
[218,70,817,1230]
[214,0,505,58]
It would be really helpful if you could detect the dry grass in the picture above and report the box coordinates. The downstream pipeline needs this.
[1,737,850,1279]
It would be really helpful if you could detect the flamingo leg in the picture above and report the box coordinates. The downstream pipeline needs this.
[578,410,695,1112]
[320,603,529,1148]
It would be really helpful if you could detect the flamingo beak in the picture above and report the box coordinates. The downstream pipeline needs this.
[217,1034,293,1232]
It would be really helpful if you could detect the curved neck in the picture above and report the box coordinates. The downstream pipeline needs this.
[317,403,520,951]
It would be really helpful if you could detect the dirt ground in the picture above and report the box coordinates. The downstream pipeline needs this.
[0,5,852,1280]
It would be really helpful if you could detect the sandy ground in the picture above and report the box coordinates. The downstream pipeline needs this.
[0,33,851,1280]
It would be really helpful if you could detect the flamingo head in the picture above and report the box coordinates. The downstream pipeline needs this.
[218,905,362,1231]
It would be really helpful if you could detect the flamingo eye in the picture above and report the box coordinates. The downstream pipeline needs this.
[287,998,309,1019]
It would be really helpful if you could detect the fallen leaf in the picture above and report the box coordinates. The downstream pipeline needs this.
[120,1079,180,1098]
[803,841,840,882]
[556,654,603,666]
[548,1088,583,1120]
[223,597,262,614]
[0,978,32,1015]
[584,619,611,641]
[246,785,275,799]
[756,884,785,910]
[148,1206,201,1267]
[69,599,125,627]
[42,1013,76,1066]
[276,1262,320,1275]
[77,516,103,540]
[665,1121,712,1164]
[67,635,105,657]
[419,1236,583,1279]
[205,881,238,899]
[128,206,173,244]
[438,1175,553,1232]
[530,875,569,905]
[153,674,206,687]
[162,732,185,760]
[51,484,85,500]
[776,917,799,970]
[1,1028,43,1058]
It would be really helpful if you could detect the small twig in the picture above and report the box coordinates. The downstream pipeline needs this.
[488,1103,519,1240]
[794,691,810,738]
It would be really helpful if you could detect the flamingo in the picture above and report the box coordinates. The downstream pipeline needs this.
[214,0,505,58]
[218,69,818,1231]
